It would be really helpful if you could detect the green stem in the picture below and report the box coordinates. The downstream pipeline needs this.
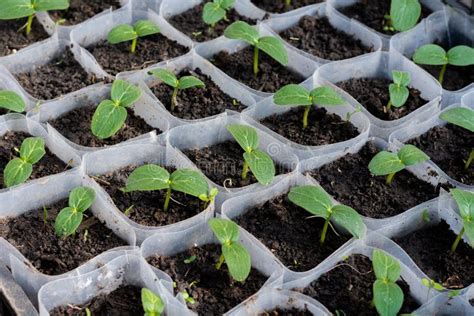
[26,14,34,35]
[303,106,310,129]
[386,172,396,185]
[171,87,179,111]
[285,0,291,6]
[386,100,392,111]
[451,227,465,253]
[215,253,225,270]
[163,187,171,212]
[242,160,249,180]
[465,149,474,170]
[253,46,259,76]
[130,37,137,54]
[438,64,447,85]
[320,217,330,245]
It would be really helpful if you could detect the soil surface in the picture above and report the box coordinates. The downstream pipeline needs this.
[251,0,323,13]
[50,285,143,315]
[150,68,247,120]
[308,142,442,219]
[210,47,305,93]
[0,19,49,57]
[235,194,350,272]
[50,0,120,26]
[394,221,474,289]
[337,78,428,121]
[0,132,68,189]
[88,34,189,76]
[48,105,156,148]
[420,64,474,92]
[148,243,267,315]
[14,47,100,100]
[182,141,290,188]
[168,3,257,42]
[259,308,313,315]
[0,199,127,275]
[408,124,473,185]
[299,255,420,315]
[96,165,207,227]
[339,0,432,35]
[280,15,373,60]
[260,107,360,146]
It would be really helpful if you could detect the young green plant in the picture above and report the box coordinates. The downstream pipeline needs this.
[273,84,345,128]
[202,0,235,28]
[54,187,96,238]
[3,137,45,188]
[226,124,275,185]
[208,218,251,282]
[224,21,288,75]
[413,44,474,85]
[448,188,474,253]
[122,165,211,212]
[387,70,411,111]
[91,79,141,139]
[383,0,421,32]
[439,107,474,170]
[0,90,26,113]
[142,288,164,316]
[368,144,430,184]
[0,0,69,35]
[288,185,365,245]
[108,20,160,53]
[148,69,205,111]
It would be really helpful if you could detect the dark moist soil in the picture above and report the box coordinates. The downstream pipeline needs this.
[97,165,207,227]
[299,255,420,315]
[0,199,127,275]
[259,308,313,316]
[148,243,267,315]
[308,142,442,219]
[182,141,290,188]
[0,19,49,57]
[394,221,474,289]
[168,3,257,42]
[87,34,189,76]
[48,105,156,148]
[50,285,143,316]
[49,0,120,26]
[210,46,305,93]
[280,15,373,60]
[339,0,432,35]
[251,0,323,13]
[260,107,360,146]
[337,78,428,121]
[14,47,100,100]
[235,194,350,272]
[0,132,68,189]
[150,68,247,120]
[408,124,473,185]
[422,64,474,91]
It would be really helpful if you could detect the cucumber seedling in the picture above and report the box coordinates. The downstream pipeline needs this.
[0,0,69,35]
[368,144,429,184]
[226,124,275,185]
[108,20,160,54]
[383,0,422,32]
[288,185,365,245]
[439,107,474,170]
[0,90,26,113]
[413,44,474,85]
[91,79,142,140]
[387,70,411,111]
[54,187,96,238]
[122,165,213,212]
[208,218,251,282]
[448,188,474,254]
[224,21,288,75]
[273,84,345,128]
[3,137,45,188]
[202,0,235,28]
[148,69,205,111]
[142,288,165,316]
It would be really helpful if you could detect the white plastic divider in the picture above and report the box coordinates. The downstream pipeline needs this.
[414,293,473,316]
[315,51,443,140]
[462,89,474,107]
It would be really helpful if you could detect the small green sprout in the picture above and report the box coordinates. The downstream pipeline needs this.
[148,69,205,112]
[439,107,474,170]
[0,90,26,113]
[288,185,365,245]
[184,255,197,264]
[85,307,91,316]
[208,218,251,282]
[224,21,288,75]
[285,0,292,7]
[226,124,275,185]
[54,187,96,238]
[273,84,345,129]
[198,187,219,208]
[421,278,445,301]
[122,165,210,212]
[383,0,421,32]
[141,288,164,316]
[108,20,160,54]
[413,44,474,85]
[3,137,45,188]
[0,0,69,35]
[387,70,411,111]
[91,80,142,140]
[181,291,196,305]
[449,188,474,254]
[202,0,235,28]
[368,144,429,184]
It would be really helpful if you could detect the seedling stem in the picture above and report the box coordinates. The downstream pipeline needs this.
[131,37,138,54]
[171,86,179,111]
[386,172,396,184]
[164,187,172,212]
[216,253,225,270]
[241,160,249,179]
[253,46,259,75]
[438,63,447,85]
[465,149,474,170]
[320,217,330,245]
[386,100,392,111]
[303,106,310,129]
[26,14,34,35]
[285,0,291,7]
[451,227,465,253]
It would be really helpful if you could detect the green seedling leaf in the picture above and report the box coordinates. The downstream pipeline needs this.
[450,189,474,246]
[170,169,209,197]
[91,99,128,139]
[372,249,401,283]
[439,107,474,132]
[108,24,137,44]
[111,79,142,107]
[226,124,259,152]
[243,149,275,185]
[209,218,239,244]
[393,70,411,87]
[421,278,445,291]
[390,0,421,32]
[0,90,26,113]
[203,2,226,25]
[149,69,179,88]
[273,84,311,106]
[398,144,430,166]
[368,151,404,176]
[413,44,448,66]
[0,0,35,19]
[20,137,46,164]
[220,0,235,9]
[123,164,170,192]
[310,86,345,106]
[224,21,259,45]
[331,205,365,239]
[134,20,160,37]
[69,187,96,212]
[257,36,289,66]
[447,45,474,66]
[34,0,69,11]
[141,288,164,316]
[178,76,206,90]
[388,70,411,108]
